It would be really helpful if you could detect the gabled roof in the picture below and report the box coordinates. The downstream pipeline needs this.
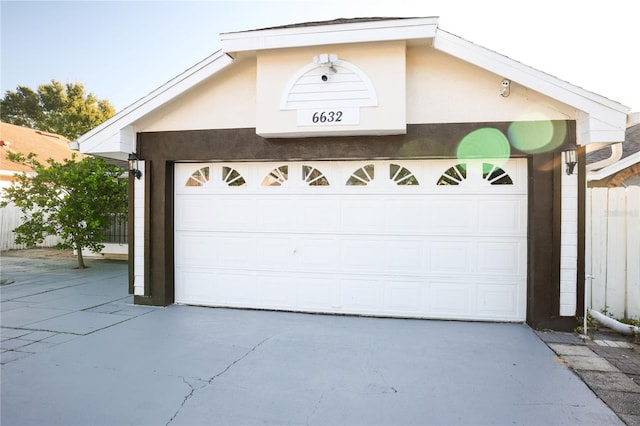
[0,123,78,180]
[75,17,631,158]
[74,51,234,161]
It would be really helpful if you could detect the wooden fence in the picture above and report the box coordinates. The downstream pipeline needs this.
[586,186,640,320]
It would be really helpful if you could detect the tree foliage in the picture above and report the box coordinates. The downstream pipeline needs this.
[0,80,115,140]
[1,152,127,269]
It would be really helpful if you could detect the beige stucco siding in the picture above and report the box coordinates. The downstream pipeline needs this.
[255,41,406,137]
[136,55,257,132]
[134,43,578,135]
[406,46,577,124]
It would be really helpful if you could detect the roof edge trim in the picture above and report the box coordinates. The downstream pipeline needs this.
[76,50,233,148]
[221,17,438,52]
[433,29,629,145]
[587,151,640,181]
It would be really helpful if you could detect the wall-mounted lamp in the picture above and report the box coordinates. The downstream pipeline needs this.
[128,152,142,180]
[314,53,338,82]
[499,79,511,97]
[564,147,577,175]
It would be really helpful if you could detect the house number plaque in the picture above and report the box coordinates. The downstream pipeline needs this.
[297,108,359,126]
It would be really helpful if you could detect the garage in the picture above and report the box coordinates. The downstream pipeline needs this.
[74,16,631,330]
[175,158,527,321]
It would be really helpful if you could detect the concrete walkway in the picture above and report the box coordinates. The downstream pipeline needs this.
[0,255,626,425]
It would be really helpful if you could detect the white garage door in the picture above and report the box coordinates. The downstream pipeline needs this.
[175,159,527,321]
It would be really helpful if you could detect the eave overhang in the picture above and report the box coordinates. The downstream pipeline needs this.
[432,29,630,146]
[220,17,438,52]
[74,51,233,159]
[75,17,631,159]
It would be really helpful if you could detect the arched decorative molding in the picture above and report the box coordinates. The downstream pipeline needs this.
[280,54,378,110]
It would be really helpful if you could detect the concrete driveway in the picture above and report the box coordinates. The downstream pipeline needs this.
[1,256,622,425]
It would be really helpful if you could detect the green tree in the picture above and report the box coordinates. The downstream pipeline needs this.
[1,152,127,269]
[0,80,115,140]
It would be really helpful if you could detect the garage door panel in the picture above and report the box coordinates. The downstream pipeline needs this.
[427,199,476,234]
[177,233,257,268]
[257,198,296,230]
[212,198,257,229]
[341,278,384,312]
[477,198,526,235]
[176,233,213,265]
[257,276,293,308]
[385,280,425,314]
[430,282,477,317]
[383,199,426,233]
[476,284,520,318]
[293,277,337,310]
[175,160,528,322]
[383,239,426,273]
[257,236,295,266]
[340,239,385,272]
[175,197,215,229]
[297,237,341,268]
[430,241,475,273]
[477,241,525,275]
[297,198,341,229]
[340,199,382,231]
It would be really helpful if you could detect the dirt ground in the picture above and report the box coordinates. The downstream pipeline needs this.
[1,247,76,260]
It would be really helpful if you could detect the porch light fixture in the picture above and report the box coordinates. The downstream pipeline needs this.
[128,152,142,180]
[564,147,577,175]
[499,79,511,97]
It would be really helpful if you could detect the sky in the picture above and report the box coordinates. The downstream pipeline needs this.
[1,0,639,114]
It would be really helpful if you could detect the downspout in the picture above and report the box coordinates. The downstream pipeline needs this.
[585,142,623,172]
[590,310,640,335]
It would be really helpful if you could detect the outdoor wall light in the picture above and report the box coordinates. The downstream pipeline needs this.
[314,53,338,82]
[499,79,511,97]
[564,147,577,175]
[128,152,142,180]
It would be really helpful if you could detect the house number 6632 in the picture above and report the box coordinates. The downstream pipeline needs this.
[296,108,358,126]
[312,111,343,123]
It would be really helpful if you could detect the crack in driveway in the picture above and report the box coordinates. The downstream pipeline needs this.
[166,335,273,425]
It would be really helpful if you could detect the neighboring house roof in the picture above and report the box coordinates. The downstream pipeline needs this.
[0,123,77,183]
[587,123,640,181]
[75,17,631,159]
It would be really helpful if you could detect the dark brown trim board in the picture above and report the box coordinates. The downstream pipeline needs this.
[134,121,578,329]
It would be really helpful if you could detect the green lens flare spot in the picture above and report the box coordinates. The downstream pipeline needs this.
[508,120,567,153]
[456,128,511,163]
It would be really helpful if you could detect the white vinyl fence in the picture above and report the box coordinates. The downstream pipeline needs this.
[586,186,640,320]
[0,202,62,251]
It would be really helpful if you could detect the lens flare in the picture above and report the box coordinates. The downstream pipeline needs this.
[456,128,510,165]
[508,119,567,154]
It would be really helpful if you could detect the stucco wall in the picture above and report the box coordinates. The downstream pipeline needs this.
[136,54,257,132]
[406,46,577,124]
[133,42,578,135]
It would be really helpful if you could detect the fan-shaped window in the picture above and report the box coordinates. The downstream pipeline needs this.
[390,164,419,186]
[222,167,246,187]
[262,165,289,186]
[483,163,513,185]
[303,165,330,186]
[437,164,467,186]
[186,167,210,187]
[346,164,375,186]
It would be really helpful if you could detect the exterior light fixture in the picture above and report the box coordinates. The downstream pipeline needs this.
[128,152,142,180]
[564,147,577,175]
[314,53,338,82]
[499,79,511,97]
